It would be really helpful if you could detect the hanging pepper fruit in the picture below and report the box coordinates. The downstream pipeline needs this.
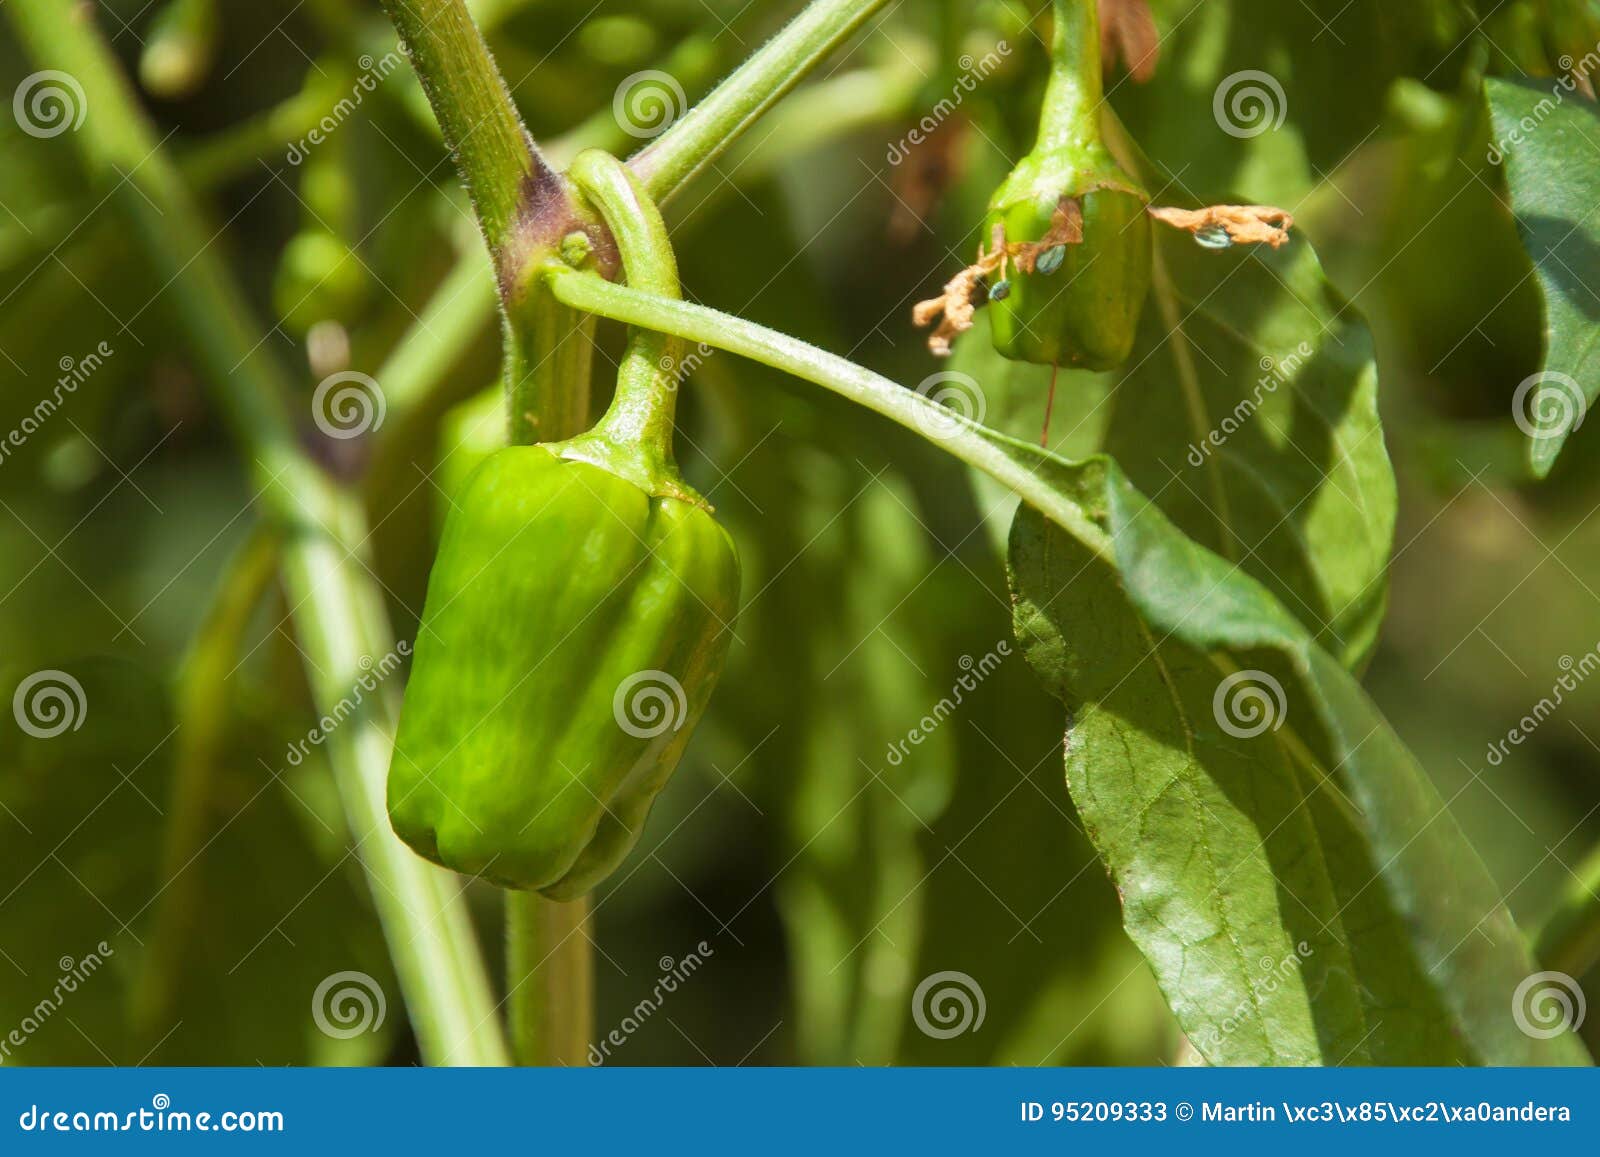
[387,441,739,897]
[388,151,740,899]
[986,0,1151,369]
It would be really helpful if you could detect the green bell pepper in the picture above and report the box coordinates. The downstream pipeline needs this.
[387,439,739,898]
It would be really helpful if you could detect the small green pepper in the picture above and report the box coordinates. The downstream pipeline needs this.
[387,438,739,898]
[986,0,1151,370]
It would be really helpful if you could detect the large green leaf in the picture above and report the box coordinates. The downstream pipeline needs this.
[1486,78,1600,477]
[1005,456,1591,1065]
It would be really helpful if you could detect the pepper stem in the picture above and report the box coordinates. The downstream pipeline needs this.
[1036,0,1105,154]
[562,149,694,500]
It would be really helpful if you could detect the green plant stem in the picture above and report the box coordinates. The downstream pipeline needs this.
[488,155,666,1065]
[1538,843,1600,979]
[499,227,600,1068]
[505,892,594,1065]
[544,272,1107,551]
[378,0,542,262]
[375,19,736,441]
[505,292,596,444]
[7,0,509,1066]
[630,0,894,201]
[377,0,602,445]
[498,306,596,1067]
[132,525,281,1049]
[505,53,915,444]
[1036,0,1103,152]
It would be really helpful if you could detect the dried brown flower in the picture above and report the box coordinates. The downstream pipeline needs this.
[1148,204,1294,248]
[912,199,1087,355]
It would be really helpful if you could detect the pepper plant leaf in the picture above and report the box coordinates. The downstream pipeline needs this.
[1486,77,1600,478]
[1002,455,1590,1065]
[1106,225,1394,672]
